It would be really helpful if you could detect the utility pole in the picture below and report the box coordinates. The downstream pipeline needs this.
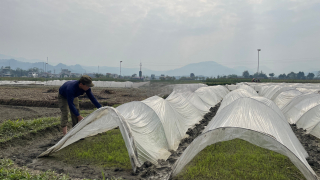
[46,57,48,82]
[257,49,261,75]
[120,61,122,77]
[139,62,142,80]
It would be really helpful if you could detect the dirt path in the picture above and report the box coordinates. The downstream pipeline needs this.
[0,105,60,123]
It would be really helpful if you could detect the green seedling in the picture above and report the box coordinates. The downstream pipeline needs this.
[175,139,305,180]
[54,129,131,169]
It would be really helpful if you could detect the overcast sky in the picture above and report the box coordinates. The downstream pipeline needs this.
[0,0,319,73]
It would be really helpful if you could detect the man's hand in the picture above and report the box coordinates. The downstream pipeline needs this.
[77,115,84,122]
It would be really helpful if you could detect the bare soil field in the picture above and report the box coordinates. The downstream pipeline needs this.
[0,105,60,123]
[0,84,166,109]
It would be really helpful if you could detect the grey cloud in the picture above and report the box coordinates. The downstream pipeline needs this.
[0,0,319,74]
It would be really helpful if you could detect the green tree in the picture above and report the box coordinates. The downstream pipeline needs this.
[287,72,296,79]
[307,73,315,80]
[95,73,104,78]
[269,73,275,78]
[278,74,287,79]
[296,71,305,79]
[28,67,40,73]
[228,74,238,78]
[242,71,250,78]
[190,73,195,79]
[253,71,268,79]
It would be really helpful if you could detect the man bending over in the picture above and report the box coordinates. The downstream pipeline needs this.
[58,75,102,135]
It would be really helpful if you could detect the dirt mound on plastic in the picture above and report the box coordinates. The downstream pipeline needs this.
[290,124,320,176]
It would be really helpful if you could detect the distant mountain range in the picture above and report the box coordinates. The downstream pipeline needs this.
[0,58,245,77]
[1,53,316,77]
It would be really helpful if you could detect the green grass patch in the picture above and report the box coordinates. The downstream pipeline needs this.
[0,158,71,180]
[112,104,122,108]
[0,110,91,143]
[175,139,305,180]
[54,129,131,169]
[0,107,121,143]
[0,117,60,143]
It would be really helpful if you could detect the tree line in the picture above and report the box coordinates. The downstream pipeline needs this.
[209,70,318,80]
[240,70,316,80]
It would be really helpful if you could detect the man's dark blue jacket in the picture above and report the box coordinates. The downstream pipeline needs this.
[59,80,102,116]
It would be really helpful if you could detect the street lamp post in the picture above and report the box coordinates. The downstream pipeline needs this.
[257,49,261,75]
[120,61,122,78]
[46,57,48,82]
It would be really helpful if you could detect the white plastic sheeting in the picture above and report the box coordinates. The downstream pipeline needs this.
[0,81,45,85]
[284,94,320,124]
[217,89,257,113]
[39,84,229,171]
[38,106,141,171]
[254,83,320,139]
[171,97,317,180]
[259,85,283,97]
[283,94,320,139]
[273,89,302,109]
[297,88,320,94]
[270,87,298,100]
[296,105,320,138]
[263,86,297,100]
[236,85,258,95]
[45,80,68,86]
[282,93,320,113]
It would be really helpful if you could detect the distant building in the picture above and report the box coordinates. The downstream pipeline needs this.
[106,73,112,78]
[159,74,165,80]
[28,72,38,78]
[70,73,82,78]
[59,69,71,78]
[0,66,11,77]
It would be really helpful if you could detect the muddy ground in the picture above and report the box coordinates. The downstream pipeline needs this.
[290,124,320,176]
[0,105,60,123]
[0,102,220,180]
